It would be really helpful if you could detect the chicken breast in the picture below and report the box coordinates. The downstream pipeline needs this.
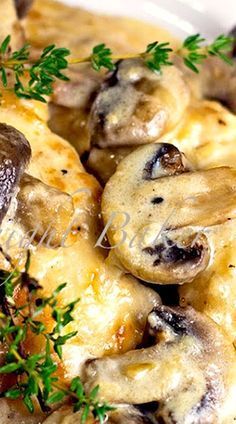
[0,86,160,382]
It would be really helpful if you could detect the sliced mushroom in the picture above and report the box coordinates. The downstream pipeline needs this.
[0,124,31,226]
[102,143,236,284]
[16,174,74,246]
[89,59,190,148]
[84,306,236,424]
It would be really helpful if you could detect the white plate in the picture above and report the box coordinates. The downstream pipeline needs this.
[59,0,236,39]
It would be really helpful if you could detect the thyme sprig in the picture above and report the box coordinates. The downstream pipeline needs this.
[178,33,234,73]
[0,260,112,423]
[0,33,234,102]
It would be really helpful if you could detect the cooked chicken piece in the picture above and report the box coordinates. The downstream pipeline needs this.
[84,306,236,424]
[162,99,236,170]
[23,0,179,158]
[48,68,103,156]
[89,59,189,148]
[102,143,236,284]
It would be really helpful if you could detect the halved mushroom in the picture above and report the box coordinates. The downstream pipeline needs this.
[0,123,31,226]
[84,306,236,424]
[102,143,236,284]
[16,174,74,246]
[89,59,190,148]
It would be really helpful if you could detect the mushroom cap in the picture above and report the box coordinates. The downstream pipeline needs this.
[102,143,236,284]
[89,59,190,148]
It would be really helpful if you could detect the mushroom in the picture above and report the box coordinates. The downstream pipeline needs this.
[16,174,74,246]
[84,306,236,424]
[102,143,236,284]
[89,59,190,148]
[49,68,103,155]
[0,123,31,226]
[43,404,157,423]
[14,0,34,18]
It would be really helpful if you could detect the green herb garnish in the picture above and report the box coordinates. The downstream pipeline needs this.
[0,33,234,101]
[0,258,113,423]
[179,33,234,73]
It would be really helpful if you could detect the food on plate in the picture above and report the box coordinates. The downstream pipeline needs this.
[0,0,235,423]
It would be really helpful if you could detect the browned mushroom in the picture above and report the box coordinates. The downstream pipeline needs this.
[16,174,74,246]
[0,0,25,50]
[14,0,34,18]
[89,59,190,148]
[84,306,236,424]
[102,143,236,284]
[48,68,103,156]
[0,124,31,226]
